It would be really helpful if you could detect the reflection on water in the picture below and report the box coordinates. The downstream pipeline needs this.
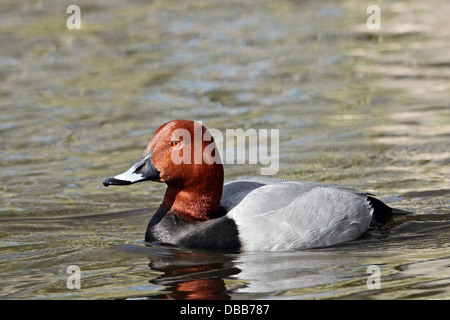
[1,0,449,299]
[146,247,239,299]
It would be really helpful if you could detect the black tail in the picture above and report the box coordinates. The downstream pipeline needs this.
[367,196,411,225]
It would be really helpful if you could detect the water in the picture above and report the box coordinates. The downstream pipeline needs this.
[1,0,449,299]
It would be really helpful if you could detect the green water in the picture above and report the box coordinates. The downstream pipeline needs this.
[0,0,449,299]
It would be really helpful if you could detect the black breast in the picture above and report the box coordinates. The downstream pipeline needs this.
[145,207,241,252]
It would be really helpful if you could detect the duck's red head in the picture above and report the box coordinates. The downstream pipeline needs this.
[103,120,224,221]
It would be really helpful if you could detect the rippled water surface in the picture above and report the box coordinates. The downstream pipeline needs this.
[1,0,449,299]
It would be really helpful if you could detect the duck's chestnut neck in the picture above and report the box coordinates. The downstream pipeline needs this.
[161,164,224,221]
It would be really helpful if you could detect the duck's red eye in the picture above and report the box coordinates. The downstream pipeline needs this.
[171,141,180,147]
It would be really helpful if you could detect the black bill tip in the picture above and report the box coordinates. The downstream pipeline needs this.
[103,178,132,187]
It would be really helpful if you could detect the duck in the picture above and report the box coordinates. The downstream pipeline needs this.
[103,119,409,252]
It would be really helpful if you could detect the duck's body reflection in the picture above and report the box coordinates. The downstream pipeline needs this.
[146,246,240,299]
[128,243,355,300]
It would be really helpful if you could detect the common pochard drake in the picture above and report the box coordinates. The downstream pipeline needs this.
[103,120,407,252]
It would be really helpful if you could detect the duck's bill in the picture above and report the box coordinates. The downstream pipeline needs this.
[103,164,147,186]
[103,149,160,187]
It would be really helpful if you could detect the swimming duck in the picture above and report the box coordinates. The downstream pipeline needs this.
[103,120,407,251]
